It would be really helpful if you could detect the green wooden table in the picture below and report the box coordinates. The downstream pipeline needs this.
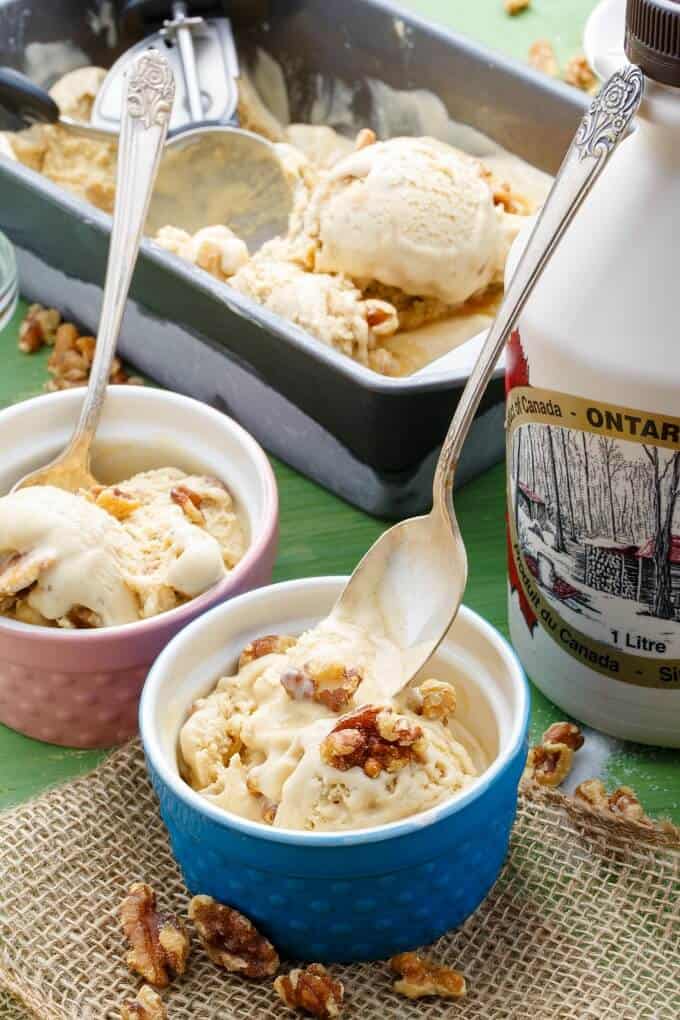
[0,0,678,823]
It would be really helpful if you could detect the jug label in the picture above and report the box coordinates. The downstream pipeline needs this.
[507,334,680,689]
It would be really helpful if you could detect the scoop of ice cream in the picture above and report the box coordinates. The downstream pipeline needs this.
[230,240,399,371]
[303,136,503,306]
[49,66,107,122]
[0,468,245,628]
[179,617,480,832]
[0,486,139,627]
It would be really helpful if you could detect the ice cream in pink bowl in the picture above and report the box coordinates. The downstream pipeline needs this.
[0,387,278,748]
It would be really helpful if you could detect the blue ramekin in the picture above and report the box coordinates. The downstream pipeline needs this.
[140,576,529,962]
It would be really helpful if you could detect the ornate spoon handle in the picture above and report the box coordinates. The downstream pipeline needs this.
[432,64,644,515]
[65,51,175,464]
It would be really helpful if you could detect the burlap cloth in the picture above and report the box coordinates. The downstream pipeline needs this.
[0,743,678,1020]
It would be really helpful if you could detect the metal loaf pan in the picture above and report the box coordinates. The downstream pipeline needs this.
[0,0,587,518]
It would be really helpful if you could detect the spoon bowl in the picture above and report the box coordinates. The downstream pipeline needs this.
[332,504,467,694]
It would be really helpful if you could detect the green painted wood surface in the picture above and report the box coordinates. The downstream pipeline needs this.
[0,0,678,824]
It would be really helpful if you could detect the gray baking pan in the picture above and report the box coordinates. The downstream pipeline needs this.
[0,0,587,518]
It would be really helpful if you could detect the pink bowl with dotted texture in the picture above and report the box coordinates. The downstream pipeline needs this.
[0,387,278,748]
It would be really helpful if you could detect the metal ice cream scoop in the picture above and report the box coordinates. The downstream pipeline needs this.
[0,3,292,250]
[11,51,175,494]
[330,64,645,698]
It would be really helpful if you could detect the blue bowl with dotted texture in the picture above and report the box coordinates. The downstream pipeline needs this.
[140,576,529,963]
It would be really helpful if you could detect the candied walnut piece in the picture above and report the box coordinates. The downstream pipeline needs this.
[486,176,532,216]
[238,633,298,669]
[390,952,466,1000]
[120,883,190,988]
[564,54,599,94]
[188,894,279,978]
[608,786,652,825]
[65,605,103,629]
[354,127,376,150]
[320,705,425,777]
[409,679,456,723]
[529,39,559,77]
[44,318,143,392]
[18,303,62,353]
[94,486,142,521]
[524,743,574,787]
[281,667,317,701]
[120,985,166,1020]
[281,661,363,712]
[274,963,344,1018]
[170,485,206,526]
[365,299,399,338]
[505,0,530,14]
[0,549,55,596]
[575,778,609,809]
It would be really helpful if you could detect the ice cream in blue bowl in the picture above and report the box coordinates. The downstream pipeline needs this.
[140,576,529,963]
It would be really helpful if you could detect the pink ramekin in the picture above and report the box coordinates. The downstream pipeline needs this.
[0,387,278,748]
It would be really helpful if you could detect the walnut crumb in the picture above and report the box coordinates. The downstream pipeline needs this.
[354,128,376,151]
[505,0,530,15]
[119,883,190,988]
[528,39,559,77]
[18,303,62,353]
[170,485,206,526]
[120,985,166,1020]
[542,721,584,751]
[238,634,298,669]
[564,54,599,94]
[274,963,344,1017]
[390,952,466,1000]
[409,679,456,722]
[320,705,425,777]
[188,894,279,978]
[94,486,142,521]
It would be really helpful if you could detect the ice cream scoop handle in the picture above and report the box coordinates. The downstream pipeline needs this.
[68,51,175,464]
[432,63,644,515]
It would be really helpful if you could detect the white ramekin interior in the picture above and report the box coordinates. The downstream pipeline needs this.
[141,576,529,844]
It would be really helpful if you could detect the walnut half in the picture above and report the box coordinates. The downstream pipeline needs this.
[188,895,279,978]
[274,963,344,1018]
[320,705,426,779]
[390,952,466,1000]
[119,883,190,988]
[120,985,166,1020]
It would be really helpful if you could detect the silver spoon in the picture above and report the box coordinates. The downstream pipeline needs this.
[11,50,175,494]
[330,64,645,697]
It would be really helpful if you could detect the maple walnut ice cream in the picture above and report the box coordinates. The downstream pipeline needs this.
[179,616,484,832]
[1,65,549,376]
[0,469,245,628]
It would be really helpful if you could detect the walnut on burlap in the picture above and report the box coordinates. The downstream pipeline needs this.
[0,743,678,1020]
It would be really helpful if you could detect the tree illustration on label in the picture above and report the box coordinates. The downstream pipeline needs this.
[641,446,680,620]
